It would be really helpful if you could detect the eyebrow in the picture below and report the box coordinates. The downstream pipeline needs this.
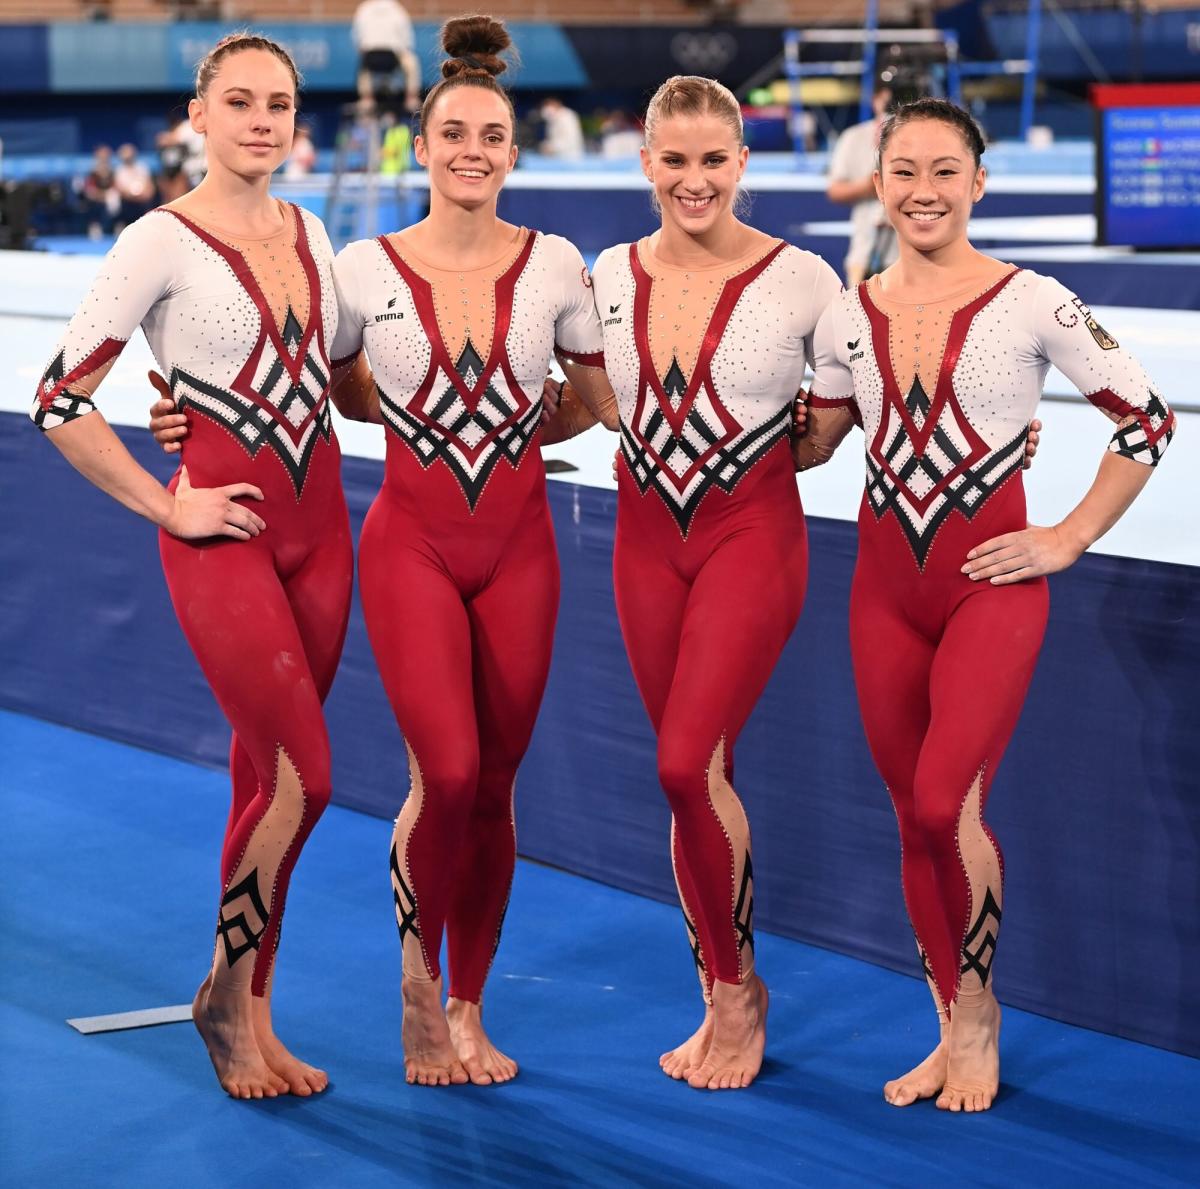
[658,147,731,155]
[889,155,963,165]
[440,119,508,130]
[221,87,293,100]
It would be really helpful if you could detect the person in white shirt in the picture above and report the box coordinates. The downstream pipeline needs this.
[113,143,155,228]
[826,85,896,286]
[539,96,585,160]
[353,0,421,113]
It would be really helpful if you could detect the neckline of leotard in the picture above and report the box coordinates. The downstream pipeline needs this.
[383,226,529,276]
[160,197,295,244]
[867,265,1019,307]
[635,233,783,276]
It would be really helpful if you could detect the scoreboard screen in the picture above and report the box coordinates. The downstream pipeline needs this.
[1097,105,1200,249]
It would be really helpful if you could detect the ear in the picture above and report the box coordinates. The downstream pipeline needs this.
[639,144,653,184]
[188,97,205,135]
[413,134,428,168]
[873,168,884,204]
[507,142,518,173]
[737,144,749,180]
[973,164,987,204]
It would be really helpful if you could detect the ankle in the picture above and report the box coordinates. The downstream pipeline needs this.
[402,974,442,1006]
[445,996,481,1022]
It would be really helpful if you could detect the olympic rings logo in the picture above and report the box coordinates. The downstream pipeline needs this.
[670,32,738,74]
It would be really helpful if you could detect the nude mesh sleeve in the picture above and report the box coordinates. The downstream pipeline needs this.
[31,214,173,431]
[1033,276,1175,466]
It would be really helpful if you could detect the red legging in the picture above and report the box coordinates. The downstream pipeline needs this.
[159,478,352,997]
[358,476,559,1005]
[614,445,808,992]
[850,477,1048,1012]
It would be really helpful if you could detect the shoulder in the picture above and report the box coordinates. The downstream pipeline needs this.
[533,231,582,261]
[591,243,633,280]
[114,208,178,252]
[532,231,591,277]
[334,235,384,276]
[772,241,836,280]
[293,204,334,255]
[1004,269,1074,324]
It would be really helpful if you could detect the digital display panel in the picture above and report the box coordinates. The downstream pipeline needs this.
[1098,106,1200,249]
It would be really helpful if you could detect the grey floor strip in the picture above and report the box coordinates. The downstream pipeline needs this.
[67,1005,193,1034]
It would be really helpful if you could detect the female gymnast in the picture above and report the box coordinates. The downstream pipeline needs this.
[586,76,842,1091]
[32,34,354,1100]
[799,98,1175,1112]
[326,15,615,1087]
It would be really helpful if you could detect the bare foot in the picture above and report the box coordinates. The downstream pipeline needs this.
[659,1005,713,1080]
[193,974,288,1100]
[883,1023,949,1107]
[250,994,328,1096]
[937,987,1001,1113]
[402,975,469,1087]
[686,974,768,1091]
[445,997,517,1086]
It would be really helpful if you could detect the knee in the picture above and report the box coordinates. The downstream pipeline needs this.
[656,735,713,814]
[413,750,479,825]
[909,780,961,854]
[269,736,333,818]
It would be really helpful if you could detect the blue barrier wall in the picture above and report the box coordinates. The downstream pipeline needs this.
[2,413,1196,1057]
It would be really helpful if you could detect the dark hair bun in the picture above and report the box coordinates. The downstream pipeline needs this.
[440,15,511,79]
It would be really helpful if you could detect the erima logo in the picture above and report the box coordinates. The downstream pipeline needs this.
[388,297,397,308]
[610,304,620,314]
[375,297,404,323]
[847,337,864,363]
[604,302,622,327]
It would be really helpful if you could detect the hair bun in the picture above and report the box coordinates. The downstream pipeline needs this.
[440,14,511,79]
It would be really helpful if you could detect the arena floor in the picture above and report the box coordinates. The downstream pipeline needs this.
[4,710,1197,1189]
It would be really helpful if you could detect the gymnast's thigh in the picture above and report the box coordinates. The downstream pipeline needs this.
[158,534,328,779]
[283,514,354,702]
[613,525,691,734]
[848,565,935,798]
[357,518,477,766]
[468,520,560,767]
[659,525,808,754]
[921,580,1049,796]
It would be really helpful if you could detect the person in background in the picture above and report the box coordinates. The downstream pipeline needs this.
[80,145,120,239]
[353,0,421,114]
[599,110,644,159]
[285,124,317,178]
[826,84,896,286]
[155,128,191,204]
[113,144,156,232]
[539,96,585,160]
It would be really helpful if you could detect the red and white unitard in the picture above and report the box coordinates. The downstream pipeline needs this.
[31,202,353,997]
[809,268,1175,1012]
[331,228,602,1003]
[591,236,841,993]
